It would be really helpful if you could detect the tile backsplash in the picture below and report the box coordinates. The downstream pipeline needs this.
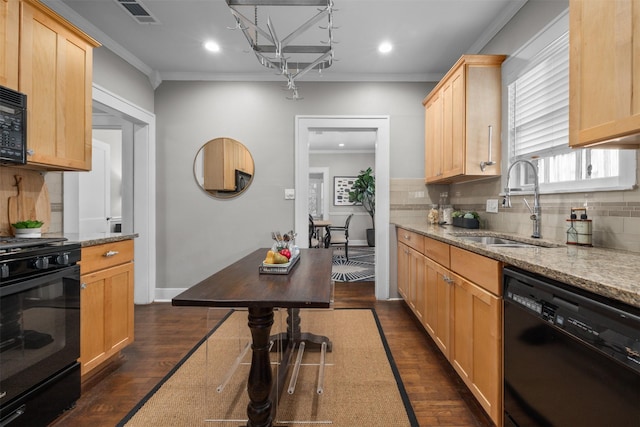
[44,172,63,234]
[391,164,640,254]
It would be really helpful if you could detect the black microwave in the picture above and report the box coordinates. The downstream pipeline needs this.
[0,85,27,165]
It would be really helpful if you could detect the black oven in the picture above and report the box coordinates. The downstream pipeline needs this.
[0,238,81,426]
[0,85,27,165]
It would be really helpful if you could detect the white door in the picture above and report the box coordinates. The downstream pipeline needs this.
[79,139,111,233]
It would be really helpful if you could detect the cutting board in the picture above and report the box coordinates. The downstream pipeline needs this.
[8,176,36,225]
[1,169,51,235]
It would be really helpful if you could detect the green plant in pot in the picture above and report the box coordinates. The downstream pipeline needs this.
[349,167,375,246]
[11,220,44,237]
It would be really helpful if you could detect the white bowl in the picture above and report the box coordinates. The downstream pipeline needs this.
[13,228,42,238]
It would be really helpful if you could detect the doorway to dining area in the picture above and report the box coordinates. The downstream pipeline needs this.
[295,116,390,300]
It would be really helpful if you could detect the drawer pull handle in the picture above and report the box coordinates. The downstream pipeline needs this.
[81,283,87,289]
[104,250,119,257]
[404,234,410,240]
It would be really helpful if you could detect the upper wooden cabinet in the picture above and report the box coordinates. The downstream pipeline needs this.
[423,55,506,184]
[569,0,640,148]
[19,0,99,170]
[0,0,19,90]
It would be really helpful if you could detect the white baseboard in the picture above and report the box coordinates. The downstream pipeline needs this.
[154,287,187,302]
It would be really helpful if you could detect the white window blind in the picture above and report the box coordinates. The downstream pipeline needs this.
[503,10,635,194]
[509,32,569,160]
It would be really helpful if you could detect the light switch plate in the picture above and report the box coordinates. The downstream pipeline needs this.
[486,199,499,213]
[284,189,295,200]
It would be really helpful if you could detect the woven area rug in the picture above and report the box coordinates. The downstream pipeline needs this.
[118,309,417,426]
[331,246,375,282]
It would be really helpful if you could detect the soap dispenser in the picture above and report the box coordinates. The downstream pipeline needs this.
[566,210,578,245]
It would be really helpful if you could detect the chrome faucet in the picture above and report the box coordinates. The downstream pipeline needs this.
[503,159,542,238]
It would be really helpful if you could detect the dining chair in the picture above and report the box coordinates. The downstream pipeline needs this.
[308,215,320,248]
[324,214,353,260]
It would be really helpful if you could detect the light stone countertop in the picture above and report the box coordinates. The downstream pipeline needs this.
[61,232,138,247]
[394,220,640,309]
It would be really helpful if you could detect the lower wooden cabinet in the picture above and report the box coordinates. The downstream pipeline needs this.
[396,228,503,426]
[424,257,452,358]
[397,242,425,322]
[451,272,502,424]
[80,240,135,377]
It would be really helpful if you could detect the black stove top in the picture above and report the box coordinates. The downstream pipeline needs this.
[0,236,69,251]
[0,236,81,283]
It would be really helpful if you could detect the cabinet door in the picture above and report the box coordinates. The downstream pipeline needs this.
[424,257,452,357]
[19,0,95,170]
[408,247,425,322]
[0,0,18,89]
[450,273,502,425]
[570,0,640,147]
[424,92,443,182]
[81,262,135,376]
[80,269,106,375]
[397,242,409,300]
[442,66,465,179]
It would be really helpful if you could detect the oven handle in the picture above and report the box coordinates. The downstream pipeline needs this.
[0,265,80,297]
[0,405,26,427]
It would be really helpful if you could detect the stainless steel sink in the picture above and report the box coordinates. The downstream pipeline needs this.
[452,234,558,248]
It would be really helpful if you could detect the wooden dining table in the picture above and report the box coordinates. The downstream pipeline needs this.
[172,248,334,427]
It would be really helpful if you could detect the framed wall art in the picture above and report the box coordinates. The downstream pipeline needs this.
[333,176,357,206]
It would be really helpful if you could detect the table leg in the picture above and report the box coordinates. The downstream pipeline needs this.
[271,308,332,351]
[246,306,274,427]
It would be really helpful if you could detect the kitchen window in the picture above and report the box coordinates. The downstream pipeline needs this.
[504,17,636,194]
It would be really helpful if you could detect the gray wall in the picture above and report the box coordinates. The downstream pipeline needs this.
[154,81,426,289]
[310,152,376,242]
[93,47,155,113]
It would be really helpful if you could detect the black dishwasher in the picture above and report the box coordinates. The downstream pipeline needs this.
[503,267,640,427]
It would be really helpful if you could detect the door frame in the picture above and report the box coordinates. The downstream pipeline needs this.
[308,166,330,220]
[295,115,390,300]
[64,84,156,304]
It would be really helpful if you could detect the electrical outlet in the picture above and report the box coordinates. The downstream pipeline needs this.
[284,189,295,200]
[486,199,499,213]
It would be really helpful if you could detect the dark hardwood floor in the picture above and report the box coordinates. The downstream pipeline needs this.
[54,281,493,426]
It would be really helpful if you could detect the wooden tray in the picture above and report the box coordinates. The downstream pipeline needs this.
[259,254,300,274]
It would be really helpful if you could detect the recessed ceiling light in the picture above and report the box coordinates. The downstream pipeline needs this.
[378,41,393,54]
[339,143,345,147]
[204,41,220,53]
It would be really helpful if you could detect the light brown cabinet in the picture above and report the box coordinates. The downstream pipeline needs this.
[203,137,254,191]
[423,55,506,184]
[424,256,452,357]
[450,271,502,424]
[396,228,504,426]
[397,230,426,323]
[569,0,640,148]
[19,0,99,170]
[80,240,135,377]
[0,0,19,90]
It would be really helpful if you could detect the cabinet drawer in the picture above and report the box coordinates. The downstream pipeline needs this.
[397,228,424,253]
[450,246,502,295]
[81,240,134,275]
[424,237,450,268]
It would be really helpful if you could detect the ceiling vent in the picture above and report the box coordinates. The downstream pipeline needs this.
[114,0,160,24]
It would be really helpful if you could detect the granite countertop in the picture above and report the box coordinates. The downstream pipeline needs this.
[394,221,640,309]
[60,232,138,247]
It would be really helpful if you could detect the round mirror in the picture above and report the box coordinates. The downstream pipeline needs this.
[194,137,255,199]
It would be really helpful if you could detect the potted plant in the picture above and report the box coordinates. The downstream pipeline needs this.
[349,167,375,246]
[451,211,480,229]
[11,220,45,238]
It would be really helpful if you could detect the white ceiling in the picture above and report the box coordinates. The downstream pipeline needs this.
[42,0,528,150]
[44,0,527,85]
